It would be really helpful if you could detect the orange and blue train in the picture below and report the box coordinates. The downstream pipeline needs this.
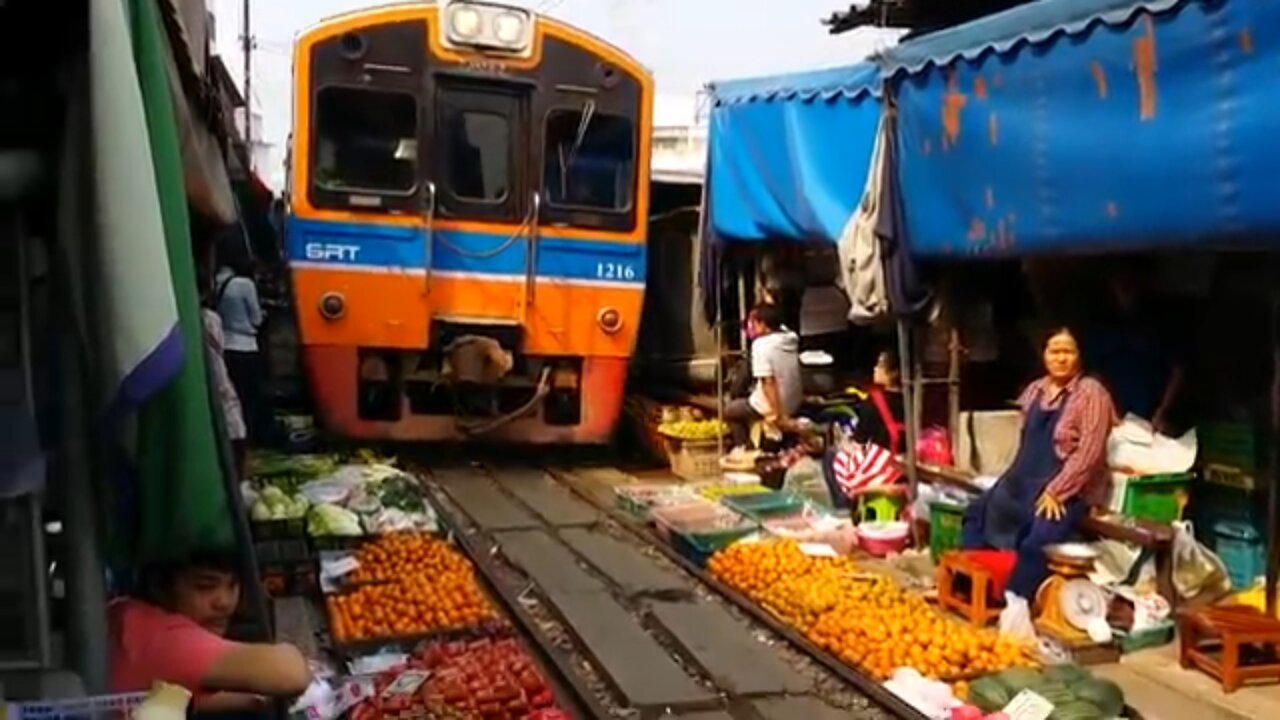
[286,2,652,444]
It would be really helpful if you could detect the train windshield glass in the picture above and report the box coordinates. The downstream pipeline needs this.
[313,87,418,195]
[443,110,511,203]
[544,108,634,211]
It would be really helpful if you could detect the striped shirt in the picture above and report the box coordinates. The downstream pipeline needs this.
[1018,374,1117,505]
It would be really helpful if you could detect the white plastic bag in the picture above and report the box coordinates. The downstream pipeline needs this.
[997,592,1037,643]
[1171,520,1230,598]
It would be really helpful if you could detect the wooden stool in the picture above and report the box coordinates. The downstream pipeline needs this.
[1178,605,1280,693]
[936,551,1004,626]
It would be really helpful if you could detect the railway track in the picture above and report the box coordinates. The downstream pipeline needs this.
[408,458,925,720]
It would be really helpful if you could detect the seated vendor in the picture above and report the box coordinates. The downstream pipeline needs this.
[961,327,1116,599]
[821,350,907,509]
[110,549,311,713]
[725,303,801,450]
[856,350,906,453]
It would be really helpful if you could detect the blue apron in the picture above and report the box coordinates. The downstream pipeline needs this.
[963,388,1065,550]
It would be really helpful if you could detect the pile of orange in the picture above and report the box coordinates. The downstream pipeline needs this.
[327,533,501,643]
[709,539,1037,682]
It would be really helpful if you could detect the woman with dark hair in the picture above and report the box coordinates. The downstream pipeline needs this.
[109,550,310,710]
[961,327,1117,600]
[213,245,269,445]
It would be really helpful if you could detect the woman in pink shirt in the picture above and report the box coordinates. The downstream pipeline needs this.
[109,550,311,713]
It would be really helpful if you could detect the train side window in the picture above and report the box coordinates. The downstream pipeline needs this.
[543,109,635,212]
[312,86,418,197]
[443,110,511,203]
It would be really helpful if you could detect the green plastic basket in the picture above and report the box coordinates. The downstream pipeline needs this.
[1121,473,1192,524]
[721,491,807,520]
[929,502,966,562]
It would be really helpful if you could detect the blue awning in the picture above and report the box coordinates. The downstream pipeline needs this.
[705,63,882,244]
[884,0,1280,257]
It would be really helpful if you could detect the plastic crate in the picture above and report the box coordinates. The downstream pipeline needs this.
[1116,620,1176,653]
[669,524,758,567]
[1214,521,1265,589]
[665,438,723,480]
[6,693,147,720]
[929,502,966,562]
[250,516,307,541]
[1200,422,1261,472]
[1120,473,1192,523]
[721,491,806,520]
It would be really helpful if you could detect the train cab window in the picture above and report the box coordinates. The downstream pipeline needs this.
[543,109,635,212]
[443,111,511,203]
[313,87,418,197]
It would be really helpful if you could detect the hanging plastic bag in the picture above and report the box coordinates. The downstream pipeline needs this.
[997,592,1037,643]
[1171,520,1230,598]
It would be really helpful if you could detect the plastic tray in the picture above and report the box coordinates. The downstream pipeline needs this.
[721,491,807,520]
[650,501,738,539]
[613,484,700,520]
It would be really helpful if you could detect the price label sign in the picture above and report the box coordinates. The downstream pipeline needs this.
[1002,689,1054,720]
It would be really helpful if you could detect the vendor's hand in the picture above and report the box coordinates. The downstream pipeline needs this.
[1035,492,1066,522]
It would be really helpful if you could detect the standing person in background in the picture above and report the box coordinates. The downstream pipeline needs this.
[214,245,270,446]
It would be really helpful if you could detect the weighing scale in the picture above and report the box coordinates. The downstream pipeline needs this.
[1034,543,1112,649]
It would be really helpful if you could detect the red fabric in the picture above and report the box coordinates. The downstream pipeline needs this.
[833,442,902,497]
[868,387,905,454]
[1017,375,1117,505]
[960,550,1018,597]
[108,598,235,697]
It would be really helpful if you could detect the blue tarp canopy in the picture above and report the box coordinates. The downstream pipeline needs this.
[706,63,882,244]
[883,0,1280,258]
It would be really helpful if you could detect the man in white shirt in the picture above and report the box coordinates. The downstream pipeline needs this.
[724,304,802,449]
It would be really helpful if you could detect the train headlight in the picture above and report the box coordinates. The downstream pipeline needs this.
[442,2,534,54]
[597,307,623,334]
[492,12,526,45]
[448,6,482,39]
[319,292,346,320]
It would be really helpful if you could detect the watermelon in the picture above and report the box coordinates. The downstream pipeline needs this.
[1043,663,1088,685]
[1029,681,1076,706]
[1049,700,1104,720]
[996,667,1043,692]
[1072,678,1125,717]
[969,676,1013,713]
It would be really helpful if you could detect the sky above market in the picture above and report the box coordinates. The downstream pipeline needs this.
[208,0,904,189]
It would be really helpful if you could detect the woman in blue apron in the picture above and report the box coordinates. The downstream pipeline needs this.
[961,328,1116,599]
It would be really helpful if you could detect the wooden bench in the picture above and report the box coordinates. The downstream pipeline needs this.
[907,461,1180,610]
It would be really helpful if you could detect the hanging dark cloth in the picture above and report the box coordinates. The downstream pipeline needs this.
[875,110,935,318]
[697,172,723,327]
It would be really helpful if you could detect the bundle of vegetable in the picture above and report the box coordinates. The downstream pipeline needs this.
[377,474,426,513]
[249,451,338,481]
[308,503,363,537]
[251,486,310,521]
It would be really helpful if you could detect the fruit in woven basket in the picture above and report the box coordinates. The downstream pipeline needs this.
[658,418,729,440]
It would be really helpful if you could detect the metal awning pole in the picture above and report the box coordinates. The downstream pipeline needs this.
[898,319,919,492]
[1267,281,1279,617]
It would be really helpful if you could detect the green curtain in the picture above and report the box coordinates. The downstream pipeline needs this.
[129,0,232,561]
